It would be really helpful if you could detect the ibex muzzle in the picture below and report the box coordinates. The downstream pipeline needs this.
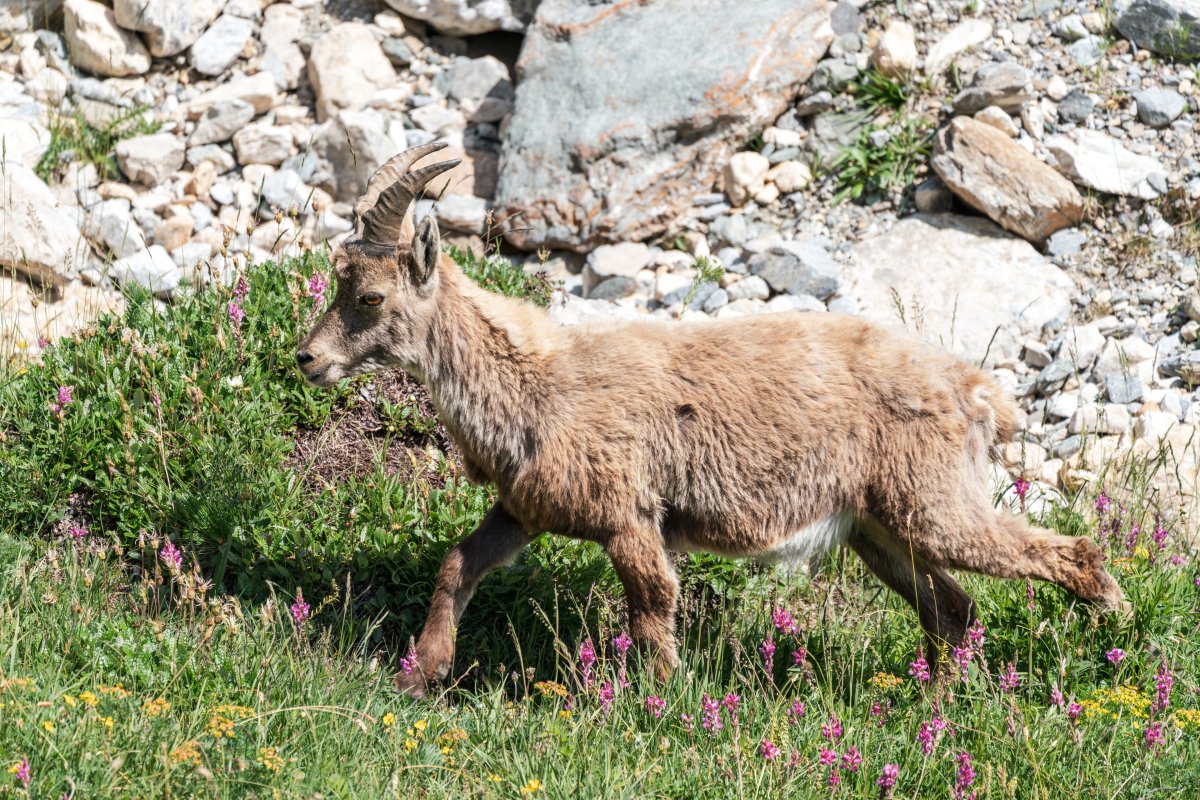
[298,143,1128,699]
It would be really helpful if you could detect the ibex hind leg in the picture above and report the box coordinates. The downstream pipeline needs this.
[847,519,976,676]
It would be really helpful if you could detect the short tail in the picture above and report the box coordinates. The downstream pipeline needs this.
[965,371,1019,448]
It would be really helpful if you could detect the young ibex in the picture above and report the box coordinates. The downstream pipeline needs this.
[297,143,1127,697]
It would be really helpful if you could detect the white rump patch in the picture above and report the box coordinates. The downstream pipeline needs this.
[758,512,854,572]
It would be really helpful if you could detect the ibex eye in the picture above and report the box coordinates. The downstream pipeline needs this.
[362,292,384,306]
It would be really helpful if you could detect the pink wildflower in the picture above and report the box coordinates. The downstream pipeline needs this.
[1144,721,1164,754]
[786,699,806,725]
[613,631,632,688]
[234,273,250,302]
[954,752,977,800]
[52,385,74,414]
[578,639,596,688]
[909,654,930,683]
[1026,580,1036,611]
[1067,702,1082,723]
[999,661,1020,693]
[1050,684,1065,708]
[759,637,776,672]
[227,300,246,330]
[160,539,183,571]
[818,748,837,767]
[644,695,666,719]
[307,273,329,305]
[1106,648,1125,666]
[14,757,29,790]
[791,647,807,666]
[760,738,780,761]
[680,713,695,734]
[870,699,891,727]
[598,680,615,714]
[700,694,722,734]
[722,693,740,714]
[771,607,797,635]
[398,647,419,675]
[821,715,843,742]
[841,746,862,773]
[68,525,89,539]
[37,335,51,348]
[878,763,899,794]
[1152,662,1174,714]
[290,589,311,625]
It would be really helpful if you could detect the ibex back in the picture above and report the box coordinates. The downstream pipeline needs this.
[297,143,1127,697]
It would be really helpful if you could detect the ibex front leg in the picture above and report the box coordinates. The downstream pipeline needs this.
[605,531,680,681]
[397,502,534,697]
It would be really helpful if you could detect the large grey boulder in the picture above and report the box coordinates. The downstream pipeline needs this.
[64,0,151,77]
[0,162,88,289]
[307,23,397,123]
[382,0,540,35]
[846,214,1074,367]
[113,0,225,58]
[495,0,833,251]
[190,14,255,76]
[307,110,399,202]
[1114,0,1200,58]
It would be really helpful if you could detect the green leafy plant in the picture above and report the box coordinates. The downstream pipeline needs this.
[35,105,161,182]
[830,115,934,204]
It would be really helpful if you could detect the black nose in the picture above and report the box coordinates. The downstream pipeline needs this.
[296,351,314,367]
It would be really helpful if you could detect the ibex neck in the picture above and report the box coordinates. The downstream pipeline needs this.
[417,263,557,482]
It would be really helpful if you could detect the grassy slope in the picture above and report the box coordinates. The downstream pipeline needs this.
[0,250,1198,798]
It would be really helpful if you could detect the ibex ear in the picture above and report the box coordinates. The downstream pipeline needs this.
[411,213,440,286]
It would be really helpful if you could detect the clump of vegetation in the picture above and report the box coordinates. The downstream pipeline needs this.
[34,106,160,182]
[827,69,936,204]
[1,250,1198,797]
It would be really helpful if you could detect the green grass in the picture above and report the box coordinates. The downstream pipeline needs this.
[1,250,1199,798]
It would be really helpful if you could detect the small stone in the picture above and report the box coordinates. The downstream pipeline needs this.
[1046,129,1168,199]
[1062,323,1104,368]
[1106,374,1145,405]
[1135,410,1177,440]
[1068,404,1131,435]
[762,126,804,148]
[767,160,812,194]
[1037,359,1074,393]
[1134,88,1186,128]
[826,295,858,315]
[975,105,1019,136]
[871,20,917,77]
[435,55,513,123]
[209,183,235,206]
[1044,76,1069,101]
[953,61,1033,115]
[724,151,771,206]
[1054,13,1088,41]
[809,57,859,94]
[1057,90,1093,124]
[116,133,184,187]
[725,275,770,301]
[588,276,637,301]
[82,199,147,258]
[1069,36,1104,67]
[189,99,256,146]
[583,242,652,297]
[434,194,489,235]
[190,14,254,76]
[1046,227,1086,258]
[154,215,192,252]
[702,287,729,313]
[748,241,841,300]
[913,177,955,212]
[187,144,236,174]
[1022,339,1053,368]
[382,36,416,67]
[926,18,993,75]
[795,91,834,116]
[109,245,181,297]
[232,124,293,166]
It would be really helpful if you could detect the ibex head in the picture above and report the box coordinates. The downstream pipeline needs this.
[296,142,460,386]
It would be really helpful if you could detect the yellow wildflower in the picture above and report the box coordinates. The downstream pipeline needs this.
[488,774,502,783]
[63,694,78,708]
[381,712,396,727]
[42,720,55,733]
[441,746,452,755]
[534,681,568,699]
[208,715,235,739]
[102,716,114,731]
[79,690,98,708]
[256,747,284,773]
[170,740,203,767]
[558,709,572,720]
[98,684,130,698]
[414,719,428,732]
[212,704,254,719]
[404,738,418,752]
[143,698,170,717]
[1171,709,1200,731]
[520,778,543,795]
[868,672,904,692]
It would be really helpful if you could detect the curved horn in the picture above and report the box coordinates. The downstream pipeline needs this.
[356,143,460,246]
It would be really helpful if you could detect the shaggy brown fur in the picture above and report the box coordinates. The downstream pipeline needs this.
[297,147,1127,697]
